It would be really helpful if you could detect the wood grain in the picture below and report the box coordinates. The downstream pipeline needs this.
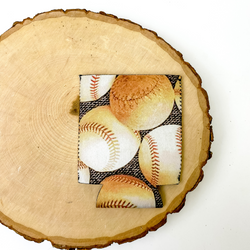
[0,9,212,249]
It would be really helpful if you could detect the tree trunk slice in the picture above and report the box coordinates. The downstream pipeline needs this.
[0,9,212,249]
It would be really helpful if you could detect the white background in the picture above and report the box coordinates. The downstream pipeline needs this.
[0,0,249,249]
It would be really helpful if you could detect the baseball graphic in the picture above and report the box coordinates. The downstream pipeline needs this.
[80,74,116,102]
[110,75,175,130]
[139,125,182,187]
[174,76,182,112]
[78,161,90,184]
[79,105,141,172]
[96,175,156,208]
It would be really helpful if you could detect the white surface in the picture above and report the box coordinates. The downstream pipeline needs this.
[0,0,249,249]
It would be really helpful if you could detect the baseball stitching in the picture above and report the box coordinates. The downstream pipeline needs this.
[78,160,88,170]
[175,126,182,155]
[111,82,158,102]
[80,122,120,171]
[145,134,160,187]
[174,88,181,95]
[90,75,100,100]
[134,130,141,141]
[108,175,152,192]
[98,200,136,208]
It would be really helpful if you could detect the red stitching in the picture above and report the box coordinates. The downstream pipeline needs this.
[80,122,120,170]
[133,130,141,141]
[78,160,88,170]
[99,199,137,208]
[90,75,100,100]
[175,127,182,155]
[108,175,152,192]
[145,134,160,187]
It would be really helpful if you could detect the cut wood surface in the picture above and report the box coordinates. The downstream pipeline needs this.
[0,9,212,249]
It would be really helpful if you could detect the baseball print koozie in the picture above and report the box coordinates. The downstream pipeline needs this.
[78,75,182,208]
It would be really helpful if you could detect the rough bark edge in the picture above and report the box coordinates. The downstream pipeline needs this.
[0,8,213,250]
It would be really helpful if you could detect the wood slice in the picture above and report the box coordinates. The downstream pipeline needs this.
[0,9,212,249]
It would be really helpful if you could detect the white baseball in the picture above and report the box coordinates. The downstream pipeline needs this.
[139,125,182,186]
[80,74,116,102]
[78,161,90,184]
[96,175,156,208]
[79,106,141,172]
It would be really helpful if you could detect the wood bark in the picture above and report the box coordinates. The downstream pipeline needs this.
[0,9,213,249]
